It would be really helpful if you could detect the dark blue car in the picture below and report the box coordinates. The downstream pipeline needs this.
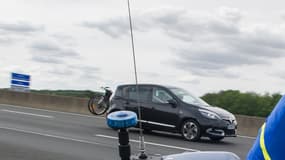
[107,84,237,141]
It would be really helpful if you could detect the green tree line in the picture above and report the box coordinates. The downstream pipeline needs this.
[201,90,282,117]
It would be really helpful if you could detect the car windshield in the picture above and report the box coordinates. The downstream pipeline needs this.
[168,87,210,106]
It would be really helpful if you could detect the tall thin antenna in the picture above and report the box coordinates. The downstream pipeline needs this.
[127,0,147,159]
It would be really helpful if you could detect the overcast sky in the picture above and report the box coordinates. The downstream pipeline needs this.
[1,0,285,96]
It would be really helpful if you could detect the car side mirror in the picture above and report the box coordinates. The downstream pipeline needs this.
[168,99,177,108]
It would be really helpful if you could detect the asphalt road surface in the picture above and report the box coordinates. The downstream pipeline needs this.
[0,104,255,160]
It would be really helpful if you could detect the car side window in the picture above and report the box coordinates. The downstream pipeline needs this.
[114,87,123,97]
[126,86,152,103]
[152,88,173,104]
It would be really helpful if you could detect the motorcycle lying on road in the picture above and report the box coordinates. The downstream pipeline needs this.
[88,87,112,115]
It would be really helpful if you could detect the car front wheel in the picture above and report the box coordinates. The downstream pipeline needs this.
[181,120,201,141]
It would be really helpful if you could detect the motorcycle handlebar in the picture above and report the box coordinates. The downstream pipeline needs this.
[101,86,110,90]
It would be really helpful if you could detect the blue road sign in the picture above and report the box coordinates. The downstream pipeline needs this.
[11,72,30,81]
[11,85,29,89]
[11,80,30,87]
[10,73,31,92]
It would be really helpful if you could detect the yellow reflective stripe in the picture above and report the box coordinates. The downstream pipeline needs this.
[260,123,271,160]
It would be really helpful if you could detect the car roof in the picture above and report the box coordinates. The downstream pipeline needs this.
[117,83,168,88]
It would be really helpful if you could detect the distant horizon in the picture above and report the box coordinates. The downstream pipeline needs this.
[1,87,283,97]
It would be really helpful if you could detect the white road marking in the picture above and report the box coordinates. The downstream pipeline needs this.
[95,134,200,152]
[237,135,256,140]
[0,104,258,140]
[0,126,101,145]
[0,104,104,119]
[1,109,54,119]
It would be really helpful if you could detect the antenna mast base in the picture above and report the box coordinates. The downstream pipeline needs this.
[131,154,161,160]
[138,152,148,160]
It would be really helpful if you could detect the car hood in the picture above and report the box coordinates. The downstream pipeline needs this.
[201,106,235,119]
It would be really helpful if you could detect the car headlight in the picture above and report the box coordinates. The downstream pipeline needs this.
[199,109,221,120]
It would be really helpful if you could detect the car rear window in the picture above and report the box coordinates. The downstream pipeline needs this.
[126,86,152,102]
[114,87,123,97]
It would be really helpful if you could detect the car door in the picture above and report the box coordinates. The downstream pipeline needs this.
[124,86,153,123]
[146,87,180,130]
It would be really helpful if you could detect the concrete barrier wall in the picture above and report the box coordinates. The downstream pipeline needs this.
[0,90,265,137]
[0,90,91,115]
[235,115,264,137]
